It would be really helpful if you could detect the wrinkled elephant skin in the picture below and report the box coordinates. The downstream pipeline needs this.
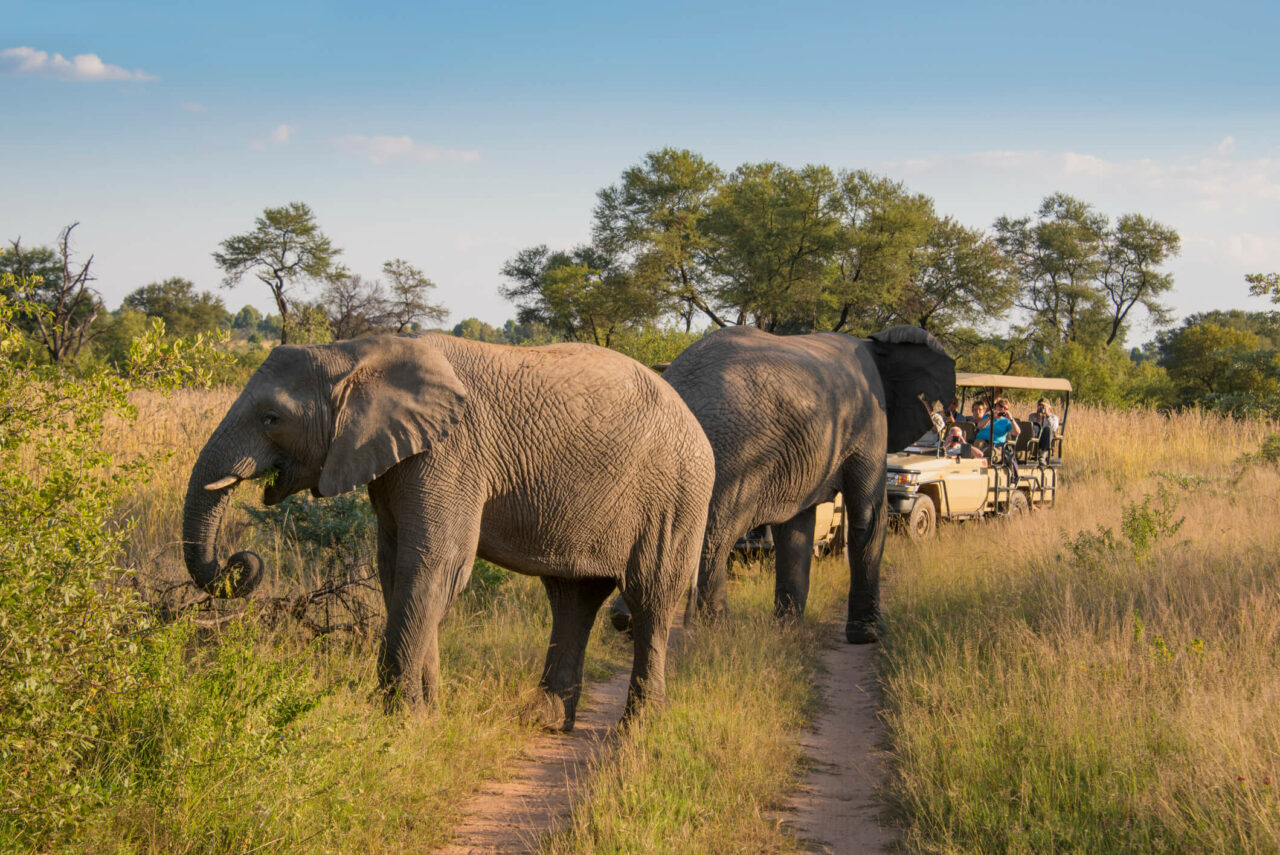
[183,333,714,730]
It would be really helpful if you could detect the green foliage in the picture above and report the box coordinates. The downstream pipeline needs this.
[606,326,703,366]
[121,277,231,338]
[0,274,230,844]
[244,491,375,573]
[1064,489,1183,568]
[1155,306,1280,416]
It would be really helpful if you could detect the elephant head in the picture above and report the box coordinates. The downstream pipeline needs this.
[182,335,467,598]
[868,325,955,452]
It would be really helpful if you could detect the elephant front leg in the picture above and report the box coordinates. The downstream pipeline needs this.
[844,464,887,644]
[537,577,617,731]
[773,505,817,618]
[378,552,472,710]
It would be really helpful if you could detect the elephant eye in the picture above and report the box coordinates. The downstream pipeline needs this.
[261,412,281,428]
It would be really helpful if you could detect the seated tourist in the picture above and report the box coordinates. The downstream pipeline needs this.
[1028,398,1059,457]
[943,425,983,458]
[975,398,1020,481]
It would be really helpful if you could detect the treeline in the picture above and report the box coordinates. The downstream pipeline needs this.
[3,149,1279,416]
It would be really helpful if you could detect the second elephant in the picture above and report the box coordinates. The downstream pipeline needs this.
[617,325,953,642]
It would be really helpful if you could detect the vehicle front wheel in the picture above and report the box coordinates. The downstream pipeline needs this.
[906,496,936,539]
[1005,489,1030,517]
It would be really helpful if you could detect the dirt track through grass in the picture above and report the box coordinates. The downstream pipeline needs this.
[437,671,630,854]
[786,626,897,854]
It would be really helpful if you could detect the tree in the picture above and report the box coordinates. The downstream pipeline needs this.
[1,224,105,362]
[592,148,724,329]
[893,216,1014,341]
[1246,272,1280,302]
[121,277,230,338]
[212,203,340,344]
[1098,214,1179,346]
[322,270,387,340]
[825,171,934,334]
[232,304,262,330]
[704,162,840,331]
[995,193,1110,351]
[499,244,661,346]
[381,258,447,332]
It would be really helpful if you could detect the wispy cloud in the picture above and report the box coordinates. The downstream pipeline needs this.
[334,135,480,166]
[888,146,1280,212]
[0,46,155,81]
[251,124,295,150]
[180,101,207,113]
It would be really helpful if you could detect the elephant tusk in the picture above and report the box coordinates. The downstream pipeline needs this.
[204,475,240,491]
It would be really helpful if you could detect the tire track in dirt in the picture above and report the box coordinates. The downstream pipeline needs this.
[435,670,630,854]
[785,624,898,854]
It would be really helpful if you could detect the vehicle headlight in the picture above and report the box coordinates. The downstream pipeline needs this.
[887,471,918,486]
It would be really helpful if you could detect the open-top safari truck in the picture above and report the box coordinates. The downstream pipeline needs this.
[887,372,1071,538]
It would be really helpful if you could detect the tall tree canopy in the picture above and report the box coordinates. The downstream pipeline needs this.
[212,202,340,344]
[592,148,723,329]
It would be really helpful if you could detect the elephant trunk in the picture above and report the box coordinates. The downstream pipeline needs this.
[182,437,265,598]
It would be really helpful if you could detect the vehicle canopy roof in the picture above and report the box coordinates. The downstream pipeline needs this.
[955,372,1072,393]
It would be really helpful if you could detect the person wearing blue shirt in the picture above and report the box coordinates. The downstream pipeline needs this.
[975,398,1020,481]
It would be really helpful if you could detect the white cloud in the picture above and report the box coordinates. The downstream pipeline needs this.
[251,124,295,149]
[0,46,155,82]
[334,135,480,166]
[1216,136,1236,156]
[888,147,1280,212]
[1203,233,1280,268]
[181,101,207,113]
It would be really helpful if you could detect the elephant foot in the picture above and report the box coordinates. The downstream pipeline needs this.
[845,618,880,644]
[521,689,574,732]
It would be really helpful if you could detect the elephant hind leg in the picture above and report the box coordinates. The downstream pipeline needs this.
[773,504,818,618]
[538,576,617,732]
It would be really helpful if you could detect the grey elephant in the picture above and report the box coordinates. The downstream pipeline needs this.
[613,325,953,643]
[183,333,714,730]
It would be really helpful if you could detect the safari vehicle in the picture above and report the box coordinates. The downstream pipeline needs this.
[887,373,1071,538]
[735,494,846,557]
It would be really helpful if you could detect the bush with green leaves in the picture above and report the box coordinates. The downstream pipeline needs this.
[0,275,229,844]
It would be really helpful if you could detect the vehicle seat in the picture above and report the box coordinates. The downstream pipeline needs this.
[1014,420,1035,462]
[957,422,976,442]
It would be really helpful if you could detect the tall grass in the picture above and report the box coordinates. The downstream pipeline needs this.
[882,405,1280,852]
[14,388,629,853]
[541,557,847,854]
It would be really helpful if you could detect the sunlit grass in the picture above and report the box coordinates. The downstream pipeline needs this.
[541,556,847,854]
[882,405,1280,852]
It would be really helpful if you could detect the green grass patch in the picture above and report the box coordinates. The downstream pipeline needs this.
[541,556,847,854]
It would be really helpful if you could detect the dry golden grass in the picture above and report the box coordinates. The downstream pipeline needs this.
[882,405,1280,852]
[84,392,1280,852]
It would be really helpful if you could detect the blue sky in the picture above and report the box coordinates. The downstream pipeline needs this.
[4,0,1278,340]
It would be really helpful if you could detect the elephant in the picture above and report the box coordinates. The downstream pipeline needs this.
[182,333,714,731]
[611,325,953,643]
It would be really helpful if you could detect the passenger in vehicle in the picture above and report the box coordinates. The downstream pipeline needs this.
[962,400,987,425]
[1028,398,1059,458]
[943,396,962,423]
[943,425,983,458]
[975,398,1020,481]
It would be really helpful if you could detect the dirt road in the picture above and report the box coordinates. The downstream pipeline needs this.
[436,671,630,854]
[785,625,898,853]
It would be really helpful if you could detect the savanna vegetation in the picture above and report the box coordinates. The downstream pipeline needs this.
[5,145,1280,852]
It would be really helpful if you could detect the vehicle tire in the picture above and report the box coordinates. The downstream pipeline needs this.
[906,496,936,539]
[1005,489,1030,517]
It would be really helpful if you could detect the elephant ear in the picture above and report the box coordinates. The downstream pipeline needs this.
[868,325,956,452]
[318,337,467,496]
